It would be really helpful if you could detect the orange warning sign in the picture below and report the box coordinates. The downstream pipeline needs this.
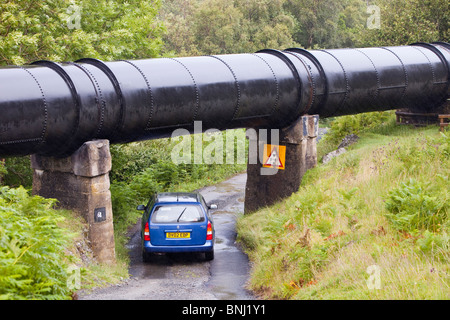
[262,144,286,170]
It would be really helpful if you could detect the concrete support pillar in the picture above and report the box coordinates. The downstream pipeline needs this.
[244,115,318,213]
[31,140,116,264]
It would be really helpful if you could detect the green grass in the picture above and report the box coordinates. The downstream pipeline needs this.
[237,116,450,300]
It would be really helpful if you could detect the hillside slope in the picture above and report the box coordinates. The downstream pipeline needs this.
[237,117,449,299]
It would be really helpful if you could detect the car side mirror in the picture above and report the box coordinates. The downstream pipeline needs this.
[136,205,146,211]
[208,204,218,210]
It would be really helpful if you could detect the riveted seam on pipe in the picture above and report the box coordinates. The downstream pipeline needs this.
[354,48,381,100]
[0,137,42,146]
[410,46,437,84]
[208,55,241,122]
[120,60,155,131]
[31,60,82,156]
[251,53,280,117]
[411,43,449,80]
[284,48,329,114]
[319,50,350,117]
[257,49,304,118]
[284,51,316,115]
[77,58,126,137]
[430,43,450,97]
[381,47,409,99]
[423,42,450,82]
[433,42,450,56]
[67,62,106,138]
[19,66,48,145]
[167,58,200,122]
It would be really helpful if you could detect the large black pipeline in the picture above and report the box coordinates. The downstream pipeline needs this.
[0,42,449,157]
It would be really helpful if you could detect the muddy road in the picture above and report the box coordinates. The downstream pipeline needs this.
[79,173,254,300]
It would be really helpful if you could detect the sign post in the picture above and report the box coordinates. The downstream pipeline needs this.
[263,144,286,170]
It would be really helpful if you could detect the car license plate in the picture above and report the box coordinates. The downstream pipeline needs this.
[166,232,190,239]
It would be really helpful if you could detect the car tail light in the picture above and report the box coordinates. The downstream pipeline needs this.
[206,221,213,240]
[144,222,150,241]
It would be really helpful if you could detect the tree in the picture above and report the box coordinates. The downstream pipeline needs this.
[192,0,244,54]
[0,0,166,187]
[234,0,299,51]
[161,0,299,56]
[283,0,365,49]
[0,0,165,66]
[160,0,202,56]
[356,0,449,47]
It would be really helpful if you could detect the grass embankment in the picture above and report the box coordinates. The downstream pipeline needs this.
[237,114,450,299]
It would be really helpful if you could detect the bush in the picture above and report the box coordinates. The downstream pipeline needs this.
[384,179,448,232]
[0,187,75,300]
[0,160,6,183]
[383,132,449,234]
[321,111,395,147]
[416,230,449,261]
[1,157,33,188]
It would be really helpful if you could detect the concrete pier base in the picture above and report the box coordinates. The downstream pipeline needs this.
[244,115,318,213]
[31,140,116,264]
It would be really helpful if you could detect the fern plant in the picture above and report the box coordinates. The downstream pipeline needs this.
[0,186,75,300]
[384,179,448,232]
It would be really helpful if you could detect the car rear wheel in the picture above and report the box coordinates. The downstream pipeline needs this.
[205,251,214,261]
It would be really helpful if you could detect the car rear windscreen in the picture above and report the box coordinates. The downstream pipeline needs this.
[151,205,205,223]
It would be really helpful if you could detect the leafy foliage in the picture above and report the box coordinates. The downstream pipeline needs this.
[284,0,366,49]
[416,230,449,261]
[161,0,300,55]
[0,160,6,184]
[356,0,449,47]
[383,132,449,235]
[0,0,165,66]
[384,179,448,232]
[318,111,395,159]
[0,187,75,300]
[2,157,33,188]
[161,0,362,55]
[161,0,448,57]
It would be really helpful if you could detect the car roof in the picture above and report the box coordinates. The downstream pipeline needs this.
[155,192,201,204]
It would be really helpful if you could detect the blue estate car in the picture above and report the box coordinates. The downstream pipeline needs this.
[137,192,217,262]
